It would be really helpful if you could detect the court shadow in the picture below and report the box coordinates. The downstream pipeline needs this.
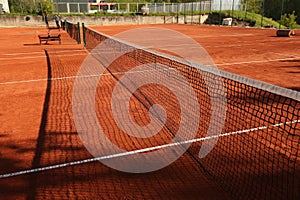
[0,157,30,198]
[288,87,300,91]
[23,43,41,46]
[280,59,300,63]
[0,133,9,138]
[28,49,52,200]
[286,71,300,74]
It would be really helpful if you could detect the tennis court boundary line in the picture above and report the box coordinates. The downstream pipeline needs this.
[0,53,87,61]
[0,119,298,179]
[0,49,86,57]
[0,69,156,85]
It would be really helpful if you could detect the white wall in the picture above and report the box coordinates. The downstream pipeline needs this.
[0,15,210,27]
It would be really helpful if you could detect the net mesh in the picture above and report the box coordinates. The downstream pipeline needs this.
[82,26,300,200]
[62,21,81,44]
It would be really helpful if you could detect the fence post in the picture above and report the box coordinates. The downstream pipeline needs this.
[260,0,265,27]
[279,0,285,29]
[65,20,68,31]
[82,23,86,48]
[62,19,65,30]
[67,3,70,13]
[219,0,222,25]
[232,0,235,22]
[191,2,194,24]
[184,3,186,24]
[177,3,179,24]
[244,0,248,21]
[77,22,81,44]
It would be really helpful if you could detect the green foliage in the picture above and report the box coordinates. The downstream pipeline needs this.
[8,0,54,15]
[8,0,39,14]
[90,5,99,11]
[264,0,300,24]
[40,0,54,15]
[216,10,283,28]
[243,0,263,14]
[242,0,300,25]
[238,10,282,27]
[279,10,298,29]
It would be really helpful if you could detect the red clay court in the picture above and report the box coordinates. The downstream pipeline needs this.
[0,24,299,199]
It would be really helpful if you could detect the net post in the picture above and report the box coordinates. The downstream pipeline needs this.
[64,19,67,31]
[65,20,68,32]
[77,22,81,44]
[82,23,86,48]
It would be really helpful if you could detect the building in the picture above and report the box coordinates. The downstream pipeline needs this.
[89,0,116,13]
[55,0,89,13]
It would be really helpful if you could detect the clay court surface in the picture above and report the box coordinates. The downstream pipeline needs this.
[0,24,299,199]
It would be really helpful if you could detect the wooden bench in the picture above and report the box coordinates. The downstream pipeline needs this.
[39,34,61,45]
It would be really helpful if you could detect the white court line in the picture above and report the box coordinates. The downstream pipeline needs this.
[203,40,286,48]
[215,56,300,66]
[0,55,46,60]
[191,33,255,38]
[0,74,101,85]
[1,49,86,56]
[0,53,87,61]
[0,69,156,85]
[2,52,44,56]
[271,52,300,58]
[0,55,299,85]
[0,119,298,179]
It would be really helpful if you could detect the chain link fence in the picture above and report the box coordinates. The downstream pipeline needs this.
[55,1,242,14]
[7,0,297,28]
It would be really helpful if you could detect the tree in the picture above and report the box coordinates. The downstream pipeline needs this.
[8,0,38,14]
[40,0,55,15]
[244,0,300,24]
[8,0,54,15]
[264,0,300,22]
[245,0,264,14]
[279,10,298,28]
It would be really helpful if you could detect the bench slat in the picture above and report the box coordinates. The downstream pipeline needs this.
[38,34,61,45]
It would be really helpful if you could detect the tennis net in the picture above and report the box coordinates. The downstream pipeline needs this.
[81,26,300,199]
[62,21,81,44]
